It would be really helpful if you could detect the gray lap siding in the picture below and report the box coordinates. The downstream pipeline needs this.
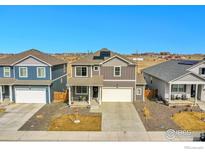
[52,64,67,79]
[50,75,67,101]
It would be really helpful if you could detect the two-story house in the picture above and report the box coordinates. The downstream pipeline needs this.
[143,60,205,105]
[67,48,146,105]
[0,49,67,104]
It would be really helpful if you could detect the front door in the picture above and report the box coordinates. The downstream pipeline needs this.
[93,87,98,98]
[191,85,196,97]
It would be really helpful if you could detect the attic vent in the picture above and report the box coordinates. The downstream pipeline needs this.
[178,60,198,65]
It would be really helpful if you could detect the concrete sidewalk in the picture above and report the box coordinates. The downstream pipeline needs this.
[0,130,200,141]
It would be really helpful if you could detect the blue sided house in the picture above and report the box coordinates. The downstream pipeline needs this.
[0,49,67,104]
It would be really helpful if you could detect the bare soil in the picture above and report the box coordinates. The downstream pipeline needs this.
[19,103,101,131]
[134,100,203,131]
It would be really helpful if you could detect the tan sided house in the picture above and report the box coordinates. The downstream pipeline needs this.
[67,48,146,105]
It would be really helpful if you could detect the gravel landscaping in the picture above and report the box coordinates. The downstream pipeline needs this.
[19,103,101,131]
[134,100,203,131]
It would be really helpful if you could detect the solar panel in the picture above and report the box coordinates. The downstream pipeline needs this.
[100,51,110,58]
[178,60,199,65]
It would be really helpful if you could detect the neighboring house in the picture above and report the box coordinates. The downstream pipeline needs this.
[0,49,67,104]
[67,48,146,105]
[143,60,205,104]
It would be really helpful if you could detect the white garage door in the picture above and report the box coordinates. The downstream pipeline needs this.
[102,88,132,102]
[15,88,47,104]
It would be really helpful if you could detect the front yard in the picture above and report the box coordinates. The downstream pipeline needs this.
[134,100,203,131]
[172,112,205,131]
[19,103,102,131]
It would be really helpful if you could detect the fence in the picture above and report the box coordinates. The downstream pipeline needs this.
[145,89,158,99]
[53,90,68,103]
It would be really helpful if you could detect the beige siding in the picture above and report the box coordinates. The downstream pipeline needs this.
[102,57,128,66]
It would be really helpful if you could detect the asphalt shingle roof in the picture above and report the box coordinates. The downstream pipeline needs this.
[143,60,201,82]
[72,48,135,65]
[0,49,67,66]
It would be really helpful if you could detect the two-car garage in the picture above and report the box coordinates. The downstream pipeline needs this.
[102,87,133,102]
[15,88,47,104]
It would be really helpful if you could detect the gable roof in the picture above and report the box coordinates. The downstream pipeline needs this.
[0,49,67,66]
[72,48,135,65]
[143,60,202,82]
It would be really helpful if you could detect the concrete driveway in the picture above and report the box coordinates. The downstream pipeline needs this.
[100,102,146,132]
[0,103,44,131]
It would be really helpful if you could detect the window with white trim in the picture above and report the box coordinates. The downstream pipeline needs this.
[37,67,46,78]
[3,67,11,77]
[75,86,88,95]
[19,67,28,78]
[114,66,121,77]
[136,88,142,95]
[93,66,99,71]
[75,66,88,77]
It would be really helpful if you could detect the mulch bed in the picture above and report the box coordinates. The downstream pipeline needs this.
[19,103,101,131]
[134,100,203,131]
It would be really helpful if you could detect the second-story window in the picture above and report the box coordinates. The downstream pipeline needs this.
[37,67,46,78]
[19,67,28,78]
[114,66,121,77]
[3,67,11,77]
[75,66,88,77]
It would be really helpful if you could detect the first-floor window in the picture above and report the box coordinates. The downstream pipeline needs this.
[75,86,88,95]
[136,88,142,95]
[202,68,205,75]
[171,84,186,92]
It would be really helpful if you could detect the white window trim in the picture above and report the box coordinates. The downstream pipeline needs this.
[63,64,66,73]
[3,67,11,77]
[114,66,121,77]
[19,67,28,78]
[37,67,46,78]
[75,86,88,95]
[136,88,142,95]
[75,66,88,77]
[93,66,99,71]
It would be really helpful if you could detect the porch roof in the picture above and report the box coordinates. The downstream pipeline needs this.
[0,78,52,85]
[0,78,15,85]
[68,75,103,86]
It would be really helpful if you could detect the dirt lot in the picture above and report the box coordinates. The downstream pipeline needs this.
[134,100,203,131]
[19,103,101,131]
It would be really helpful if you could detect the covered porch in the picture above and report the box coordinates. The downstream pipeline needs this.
[67,76,103,106]
[168,83,205,105]
[0,78,14,103]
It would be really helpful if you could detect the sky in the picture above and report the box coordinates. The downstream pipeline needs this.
[0,5,205,54]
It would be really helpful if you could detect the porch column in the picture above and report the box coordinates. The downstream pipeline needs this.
[0,86,3,102]
[195,84,198,105]
[99,86,102,105]
[9,85,12,102]
[169,83,172,103]
[68,86,71,105]
[88,86,91,105]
